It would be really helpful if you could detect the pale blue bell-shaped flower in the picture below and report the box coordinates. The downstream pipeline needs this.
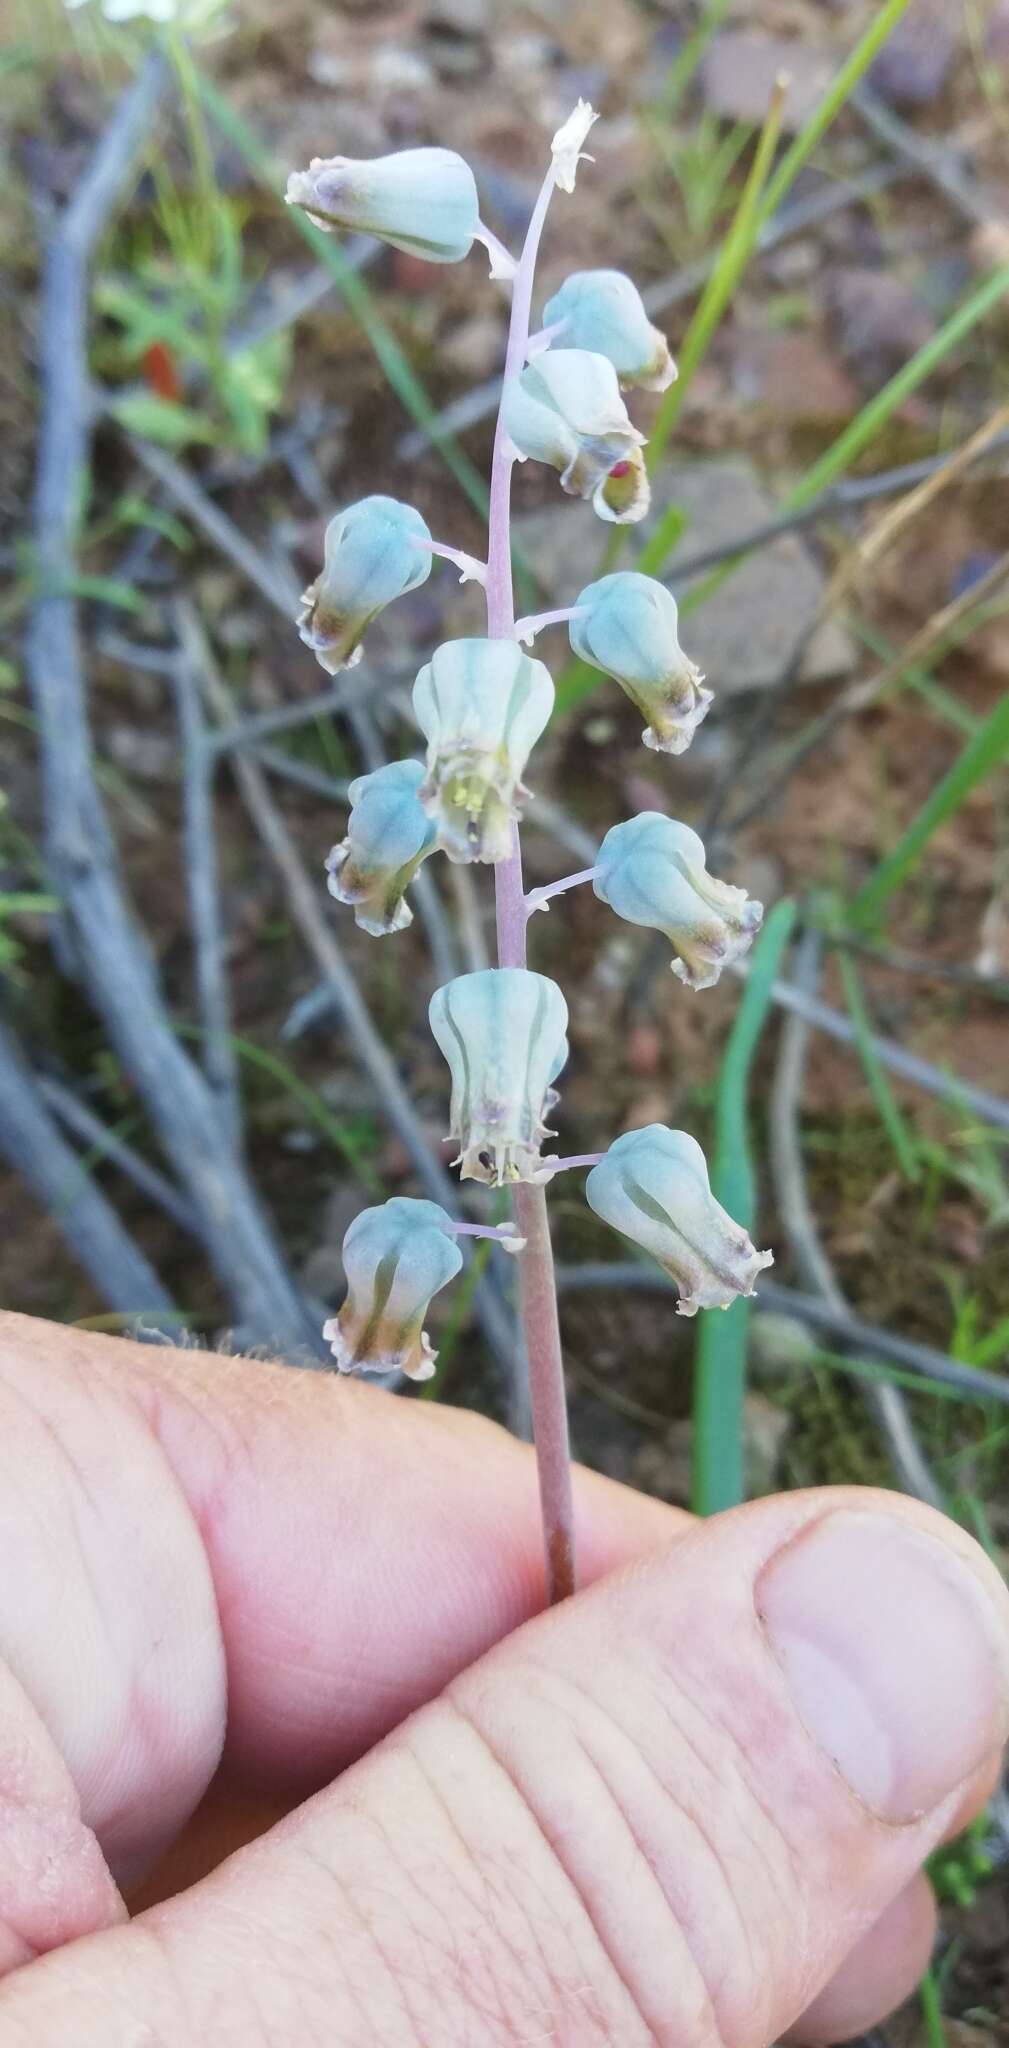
[413,639,554,864]
[325,758,436,936]
[299,495,432,675]
[569,572,711,754]
[593,812,763,991]
[324,1197,463,1380]
[585,1125,772,1315]
[286,148,480,264]
[542,271,676,393]
[429,969,569,1184]
[502,351,650,524]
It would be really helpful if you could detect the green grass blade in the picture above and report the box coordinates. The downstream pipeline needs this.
[645,78,787,477]
[657,0,735,117]
[835,948,919,1180]
[195,76,490,518]
[692,898,797,1514]
[555,0,920,712]
[756,0,914,227]
[786,265,1009,515]
[918,1966,949,2048]
[851,689,1009,928]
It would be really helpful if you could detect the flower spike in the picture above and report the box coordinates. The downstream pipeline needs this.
[569,571,711,753]
[502,351,650,525]
[593,813,763,990]
[542,271,677,393]
[299,496,433,675]
[325,759,436,937]
[413,639,554,864]
[429,969,569,1185]
[286,148,480,264]
[586,1126,772,1315]
[324,1198,463,1381]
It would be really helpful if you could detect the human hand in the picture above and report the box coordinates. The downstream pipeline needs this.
[0,1311,1005,2046]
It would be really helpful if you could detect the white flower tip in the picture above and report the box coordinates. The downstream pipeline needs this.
[551,100,599,194]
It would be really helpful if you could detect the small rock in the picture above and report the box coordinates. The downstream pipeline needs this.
[731,327,860,421]
[745,1393,791,1497]
[440,313,506,380]
[425,0,490,31]
[514,459,856,697]
[106,725,177,784]
[702,34,837,134]
[825,267,936,385]
[632,1421,693,1506]
[626,1022,663,1079]
[868,0,957,106]
[299,1244,347,1302]
[986,0,1009,66]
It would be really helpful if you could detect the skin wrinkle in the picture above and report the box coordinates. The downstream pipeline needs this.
[489,1656,727,2047]
[409,1708,590,2042]
[415,1704,623,2048]
[632,1656,778,2033]
[445,1693,653,2048]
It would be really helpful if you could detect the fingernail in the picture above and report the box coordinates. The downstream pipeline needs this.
[757,1511,1009,1822]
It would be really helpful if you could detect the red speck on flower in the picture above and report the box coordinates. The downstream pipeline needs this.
[609,461,632,478]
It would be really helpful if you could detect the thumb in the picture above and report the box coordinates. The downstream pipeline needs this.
[1,1489,1006,2048]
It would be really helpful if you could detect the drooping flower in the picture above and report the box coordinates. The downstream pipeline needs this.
[412,639,554,864]
[585,1125,772,1315]
[286,149,480,265]
[568,571,711,754]
[429,969,569,1184]
[324,1197,463,1381]
[298,496,433,675]
[593,812,763,990]
[502,351,650,524]
[542,271,676,393]
[551,100,599,193]
[325,759,436,936]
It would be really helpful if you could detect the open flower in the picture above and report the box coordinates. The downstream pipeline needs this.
[299,496,432,674]
[585,1125,772,1315]
[325,759,436,936]
[324,1197,462,1380]
[429,969,569,1184]
[286,148,480,264]
[569,571,711,753]
[413,639,554,864]
[542,271,676,393]
[593,813,763,990]
[503,351,650,524]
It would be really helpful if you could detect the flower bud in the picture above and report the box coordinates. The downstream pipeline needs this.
[585,1125,772,1315]
[413,639,554,864]
[502,351,650,524]
[593,812,763,990]
[299,496,432,675]
[429,968,569,1184]
[286,148,480,265]
[324,1197,463,1381]
[542,271,676,393]
[569,571,710,753]
[325,758,436,936]
[551,100,598,193]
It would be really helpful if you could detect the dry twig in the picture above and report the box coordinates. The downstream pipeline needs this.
[24,54,321,1358]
